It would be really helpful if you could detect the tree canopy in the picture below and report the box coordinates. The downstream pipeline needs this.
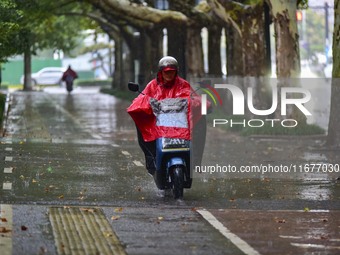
[0,0,23,62]
[0,0,98,89]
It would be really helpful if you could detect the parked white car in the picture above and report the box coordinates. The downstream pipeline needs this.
[20,67,65,86]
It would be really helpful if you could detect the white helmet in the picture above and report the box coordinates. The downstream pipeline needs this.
[158,56,178,72]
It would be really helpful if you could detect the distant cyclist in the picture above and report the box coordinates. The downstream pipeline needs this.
[61,65,78,93]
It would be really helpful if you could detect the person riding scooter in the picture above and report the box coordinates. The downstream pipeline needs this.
[61,65,78,93]
[127,56,206,177]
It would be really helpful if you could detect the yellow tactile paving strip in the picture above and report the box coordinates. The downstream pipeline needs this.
[49,207,126,255]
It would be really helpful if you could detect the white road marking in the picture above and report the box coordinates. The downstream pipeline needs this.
[0,204,13,255]
[4,168,13,174]
[197,209,261,255]
[4,157,13,162]
[279,235,303,239]
[91,134,102,139]
[2,183,12,190]
[133,160,144,167]
[291,243,340,250]
[121,151,131,157]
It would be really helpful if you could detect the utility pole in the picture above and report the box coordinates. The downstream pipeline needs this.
[324,2,330,63]
[325,2,329,41]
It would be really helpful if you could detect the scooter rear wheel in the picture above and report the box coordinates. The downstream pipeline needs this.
[66,81,73,92]
[171,166,184,199]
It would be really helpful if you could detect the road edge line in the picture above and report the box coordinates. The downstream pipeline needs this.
[197,209,261,255]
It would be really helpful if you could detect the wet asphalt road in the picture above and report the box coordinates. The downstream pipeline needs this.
[0,86,339,255]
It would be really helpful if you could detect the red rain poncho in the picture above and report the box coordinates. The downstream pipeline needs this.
[127,74,201,142]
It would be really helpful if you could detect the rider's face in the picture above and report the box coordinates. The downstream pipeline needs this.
[162,70,176,83]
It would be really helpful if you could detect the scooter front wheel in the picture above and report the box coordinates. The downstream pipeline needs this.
[171,166,184,199]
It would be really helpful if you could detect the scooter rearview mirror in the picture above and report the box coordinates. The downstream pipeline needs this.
[128,82,145,95]
[128,82,140,92]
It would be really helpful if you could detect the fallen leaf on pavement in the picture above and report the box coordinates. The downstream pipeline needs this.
[275,218,286,223]
[80,208,96,213]
[0,227,11,233]
[104,231,113,237]
[114,207,123,213]
[111,216,120,221]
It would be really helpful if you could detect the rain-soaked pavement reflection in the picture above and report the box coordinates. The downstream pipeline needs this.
[0,88,339,211]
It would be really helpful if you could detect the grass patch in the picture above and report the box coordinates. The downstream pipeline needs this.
[5,84,23,90]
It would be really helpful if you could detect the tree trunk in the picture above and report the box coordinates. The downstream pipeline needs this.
[122,41,134,90]
[240,4,270,118]
[226,24,244,77]
[222,3,269,117]
[137,30,149,87]
[146,28,163,80]
[326,0,340,147]
[208,0,268,78]
[267,0,306,123]
[208,25,222,76]
[112,37,134,91]
[186,27,204,78]
[112,35,123,90]
[140,28,163,86]
[167,25,187,78]
[23,47,32,91]
[268,0,300,78]
[264,2,272,76]
[242,4,267,77]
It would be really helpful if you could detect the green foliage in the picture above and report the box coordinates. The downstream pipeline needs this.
[0,0,23,61]
[297,0,309,9]
[0,0,94,62]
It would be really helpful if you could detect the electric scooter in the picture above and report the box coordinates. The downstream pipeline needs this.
[65,79,74,93]
[128,82,192,199]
